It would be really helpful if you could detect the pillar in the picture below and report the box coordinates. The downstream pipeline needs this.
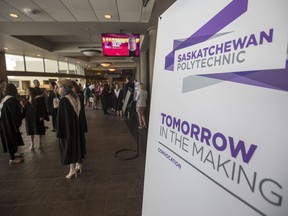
[147,27,157,92]
[135,61,140,82]
[140,51,148,88]
[0,52,8,81]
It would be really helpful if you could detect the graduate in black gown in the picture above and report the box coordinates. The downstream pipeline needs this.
[0,84,24,164]
[47,81,60,132]
[56,80,87,179]
[71,80,88,133]
[23,87,49,150]
[112,83,124,117]
[101,83,110,115]
[33,79,43,96]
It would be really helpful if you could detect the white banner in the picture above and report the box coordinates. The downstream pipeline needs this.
[142,0,288,216]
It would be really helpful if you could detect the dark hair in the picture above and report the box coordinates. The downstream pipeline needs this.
[4,84,18,97]
[71,80,81,94]
[49,81,57,87]
[33,79,40,86]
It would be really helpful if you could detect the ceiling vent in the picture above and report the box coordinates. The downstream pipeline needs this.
[23,8,37,15]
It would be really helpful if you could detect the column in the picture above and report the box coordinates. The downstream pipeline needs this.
[135,61,140,82]
[140,51,148,87]
[0,52,8,81]
[147,27,157,92]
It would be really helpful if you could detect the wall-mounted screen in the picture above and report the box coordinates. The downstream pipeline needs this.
[101,33,140,57]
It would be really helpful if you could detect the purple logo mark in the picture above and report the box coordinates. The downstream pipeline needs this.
[165,0,248,71]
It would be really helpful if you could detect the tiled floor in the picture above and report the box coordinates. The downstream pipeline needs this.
[0,107,148,216]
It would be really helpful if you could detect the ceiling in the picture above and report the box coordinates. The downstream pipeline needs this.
[0,0,176,74]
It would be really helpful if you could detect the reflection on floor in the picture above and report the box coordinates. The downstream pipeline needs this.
[0,107,148,216]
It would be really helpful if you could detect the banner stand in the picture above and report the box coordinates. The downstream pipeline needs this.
[114,147,138,161]
[114,131,139,160]
[115,91,139,160]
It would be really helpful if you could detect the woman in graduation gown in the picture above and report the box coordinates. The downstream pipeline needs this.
[23,87,49,150]
[56,79,87,179]
[0,83,25,164]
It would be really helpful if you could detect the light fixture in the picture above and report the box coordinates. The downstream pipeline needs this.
[4,47,8,50]
[100,62,112,67]
[9,13,18,18]
[104,14,112,19]
[108,68,116,72]
[81,49,101,56]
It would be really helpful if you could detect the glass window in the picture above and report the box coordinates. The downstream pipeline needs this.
[5,54,25,71]
[59,61,68,74]
[25,56,44,72]
[68,63,76,74]
[76,64,83,75]
[44,59,58,73]
[81,67,85,75]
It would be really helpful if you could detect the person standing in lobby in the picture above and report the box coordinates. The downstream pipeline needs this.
[113,83,124,117]
[123,76,135,119]
[135,83,148,129]
[33,79,43,96]
[100,82,110,116]
[0,84,25,164]
[47,81,60,132]
[56,79,87,179]
[23,87,49,150]
[71,80,88,135]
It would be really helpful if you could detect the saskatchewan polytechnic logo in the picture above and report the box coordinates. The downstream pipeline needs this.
[165,0,288,92]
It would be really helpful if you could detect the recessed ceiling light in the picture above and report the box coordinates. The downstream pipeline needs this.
[100,62,112,67]
[104,14,112,19]
[37,54,41,57]
[4,47,8,50]
[9,13,19,18]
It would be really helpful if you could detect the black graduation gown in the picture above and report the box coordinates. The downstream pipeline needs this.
[47,90,56,115]
[101,89,110,114]
[77,93,88,133]
[24,96,49,135]
[113,89,124,111]
[0,97,24,154]
[56,95,86,165]
[47,91,60,130]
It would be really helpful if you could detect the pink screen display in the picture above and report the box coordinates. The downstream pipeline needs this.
[101,33,140,57]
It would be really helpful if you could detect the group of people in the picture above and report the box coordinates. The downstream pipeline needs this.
[0,76,148,179]
[0,79,87,179]
[83,76,148,129]
[83,81,125,117]
[123,76,148,129]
